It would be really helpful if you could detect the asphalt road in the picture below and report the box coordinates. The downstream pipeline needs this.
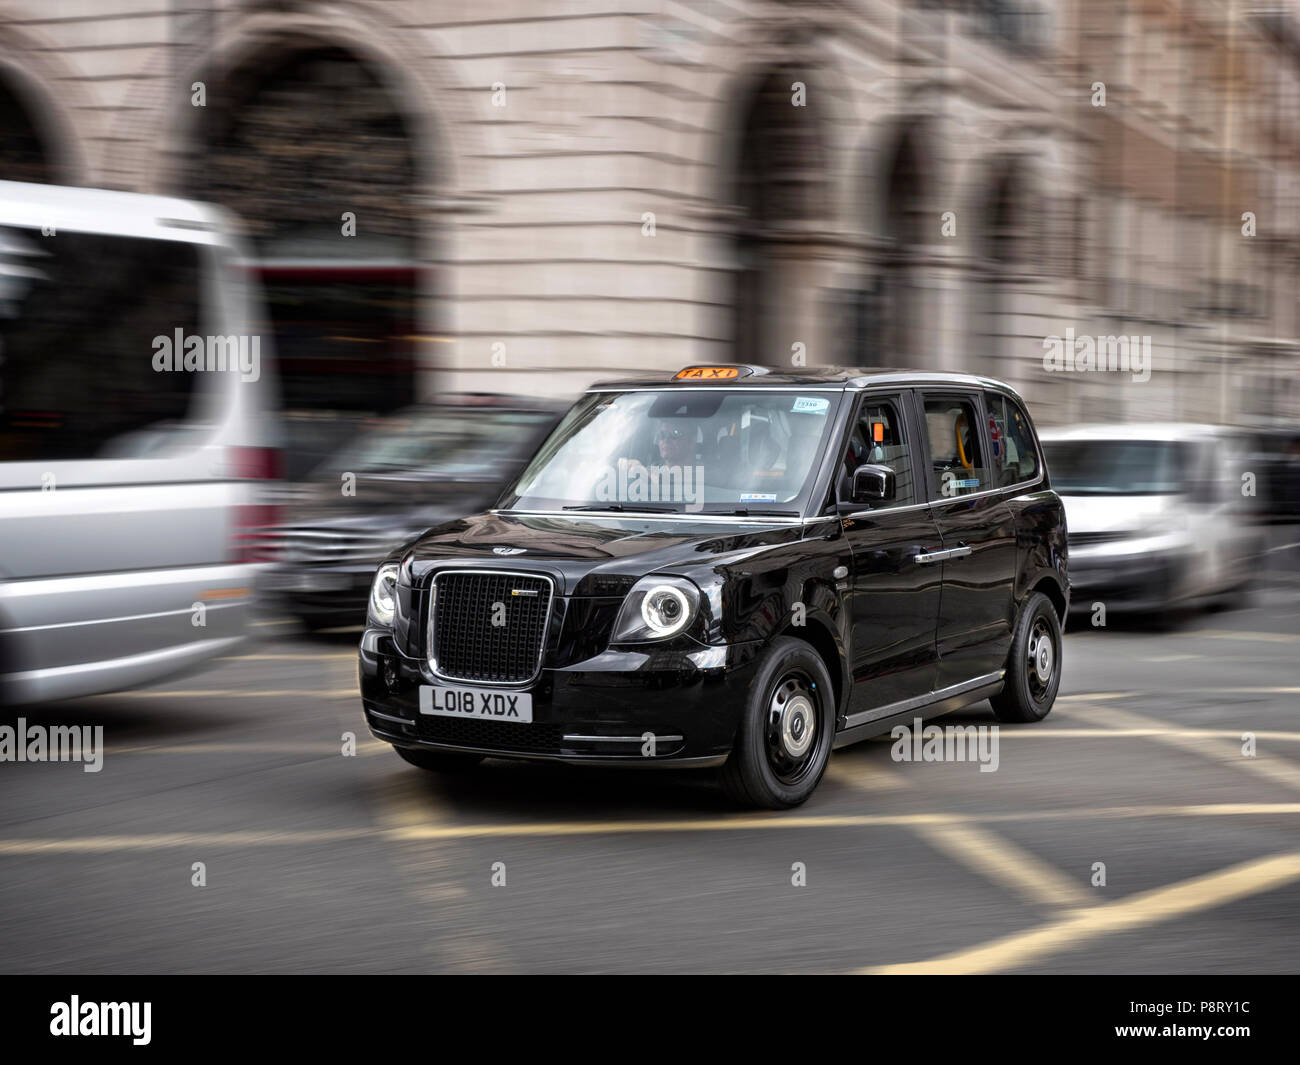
[3,538,1299,974]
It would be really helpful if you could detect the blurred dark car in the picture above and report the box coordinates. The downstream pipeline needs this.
[1243,426,1300,523]
[280,409,387,483]
[265,395,566,629]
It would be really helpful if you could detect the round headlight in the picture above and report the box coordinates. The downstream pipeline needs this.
[369,563,399,626]
[640,584,691,637]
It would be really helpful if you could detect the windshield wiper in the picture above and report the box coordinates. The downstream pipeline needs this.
[561,503,678,513]
[717,508,801,517]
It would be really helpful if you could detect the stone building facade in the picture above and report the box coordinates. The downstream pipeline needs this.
[1,0,1296,424]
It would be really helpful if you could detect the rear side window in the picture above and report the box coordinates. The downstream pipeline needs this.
[986,392,1040,487]
[0,227,203,462]
[923,395,990,499]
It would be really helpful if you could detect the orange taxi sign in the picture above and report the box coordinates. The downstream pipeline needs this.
[674,366,743,380]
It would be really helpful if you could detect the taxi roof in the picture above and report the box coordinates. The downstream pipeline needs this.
[586,364,1016,392]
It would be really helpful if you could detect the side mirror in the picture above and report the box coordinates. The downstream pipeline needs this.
[851,463,896,505]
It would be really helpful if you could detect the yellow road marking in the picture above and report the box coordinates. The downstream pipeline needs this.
[89,688,358,699]
[369,762,513,970]
[912,822,1091,908]
[1055,692,1137,701]
[1059,701,1300,795]
[984,728,1300,742]
[1180,629,1300,643]
[864,851,1300,975]
[1062,687,1300,696]
[105,740,388,757]
[0,829,373,854]
[826,759,910,792]
[218,653,357,661]
[2,803,1296,855]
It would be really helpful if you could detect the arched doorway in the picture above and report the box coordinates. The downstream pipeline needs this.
[871,123,932,367]
[180,42,424,469]
[973,158,1035,382]
[0,71,57,184]
[729,69,831,367]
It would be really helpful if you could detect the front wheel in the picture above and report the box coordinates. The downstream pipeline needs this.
[394,746,484,773]
[989,591,1062,723]
[720,637,836,809]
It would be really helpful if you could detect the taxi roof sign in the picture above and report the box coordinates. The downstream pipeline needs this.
[673,365,762,381]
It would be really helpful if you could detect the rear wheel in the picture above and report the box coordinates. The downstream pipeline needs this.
[990,591,1061,723]
[721,637,835,809]
[394,746,484,773]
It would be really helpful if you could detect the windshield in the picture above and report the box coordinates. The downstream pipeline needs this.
[1043,440,1187,495]
[503,388,843,515]
[327,407,553,478]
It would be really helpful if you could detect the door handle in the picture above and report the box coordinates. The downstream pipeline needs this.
[914,545,973,564]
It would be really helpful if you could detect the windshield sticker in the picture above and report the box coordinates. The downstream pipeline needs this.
[740,493,777,503]
[791,396,830,414]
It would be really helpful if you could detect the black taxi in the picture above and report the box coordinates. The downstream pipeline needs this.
[359,365,1069,808]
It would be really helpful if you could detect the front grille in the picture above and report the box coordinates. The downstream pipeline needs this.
[417,715,565,754]
[430,570,552,684]
[268,525,400,564]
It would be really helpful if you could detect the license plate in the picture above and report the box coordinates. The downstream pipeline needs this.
[419,684,533,723]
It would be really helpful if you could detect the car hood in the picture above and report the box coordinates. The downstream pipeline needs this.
[1059,493,1181,535]
[404,510,808,592]
[286,474,502,526]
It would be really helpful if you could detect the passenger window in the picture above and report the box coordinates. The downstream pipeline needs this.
[986,392,1040,487]
[839,396,915,507]
[923,395,990,500]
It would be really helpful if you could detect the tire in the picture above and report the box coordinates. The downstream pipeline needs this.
[989,591,1062,723]
[720,636,836,809]
[394,746,484,773]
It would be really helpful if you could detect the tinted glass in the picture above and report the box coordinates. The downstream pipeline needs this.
[0,227,203,461]
[338,407,555,478]
[839,394,915,506]
[507,389,843,514]
[923,395,990,499]
[1042,440,1186,495]
[986,392,1040,487]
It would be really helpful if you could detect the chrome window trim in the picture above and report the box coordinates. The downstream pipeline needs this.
[426,568,556,688]
[840,473,1046,520]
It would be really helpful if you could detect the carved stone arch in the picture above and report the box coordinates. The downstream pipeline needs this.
[0,20,91,185]
[694,13,852,367]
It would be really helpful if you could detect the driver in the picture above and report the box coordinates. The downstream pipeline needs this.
[653,420,696,467]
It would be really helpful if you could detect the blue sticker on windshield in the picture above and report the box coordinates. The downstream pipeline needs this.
[741,493,777,503]
[791,396,829,414]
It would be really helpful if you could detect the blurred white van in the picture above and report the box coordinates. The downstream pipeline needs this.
[1040,423,1262,616]
[0,181,279,705]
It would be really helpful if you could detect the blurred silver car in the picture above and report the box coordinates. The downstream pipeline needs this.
[1041,423,1263,616]
[0,181,278,705]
